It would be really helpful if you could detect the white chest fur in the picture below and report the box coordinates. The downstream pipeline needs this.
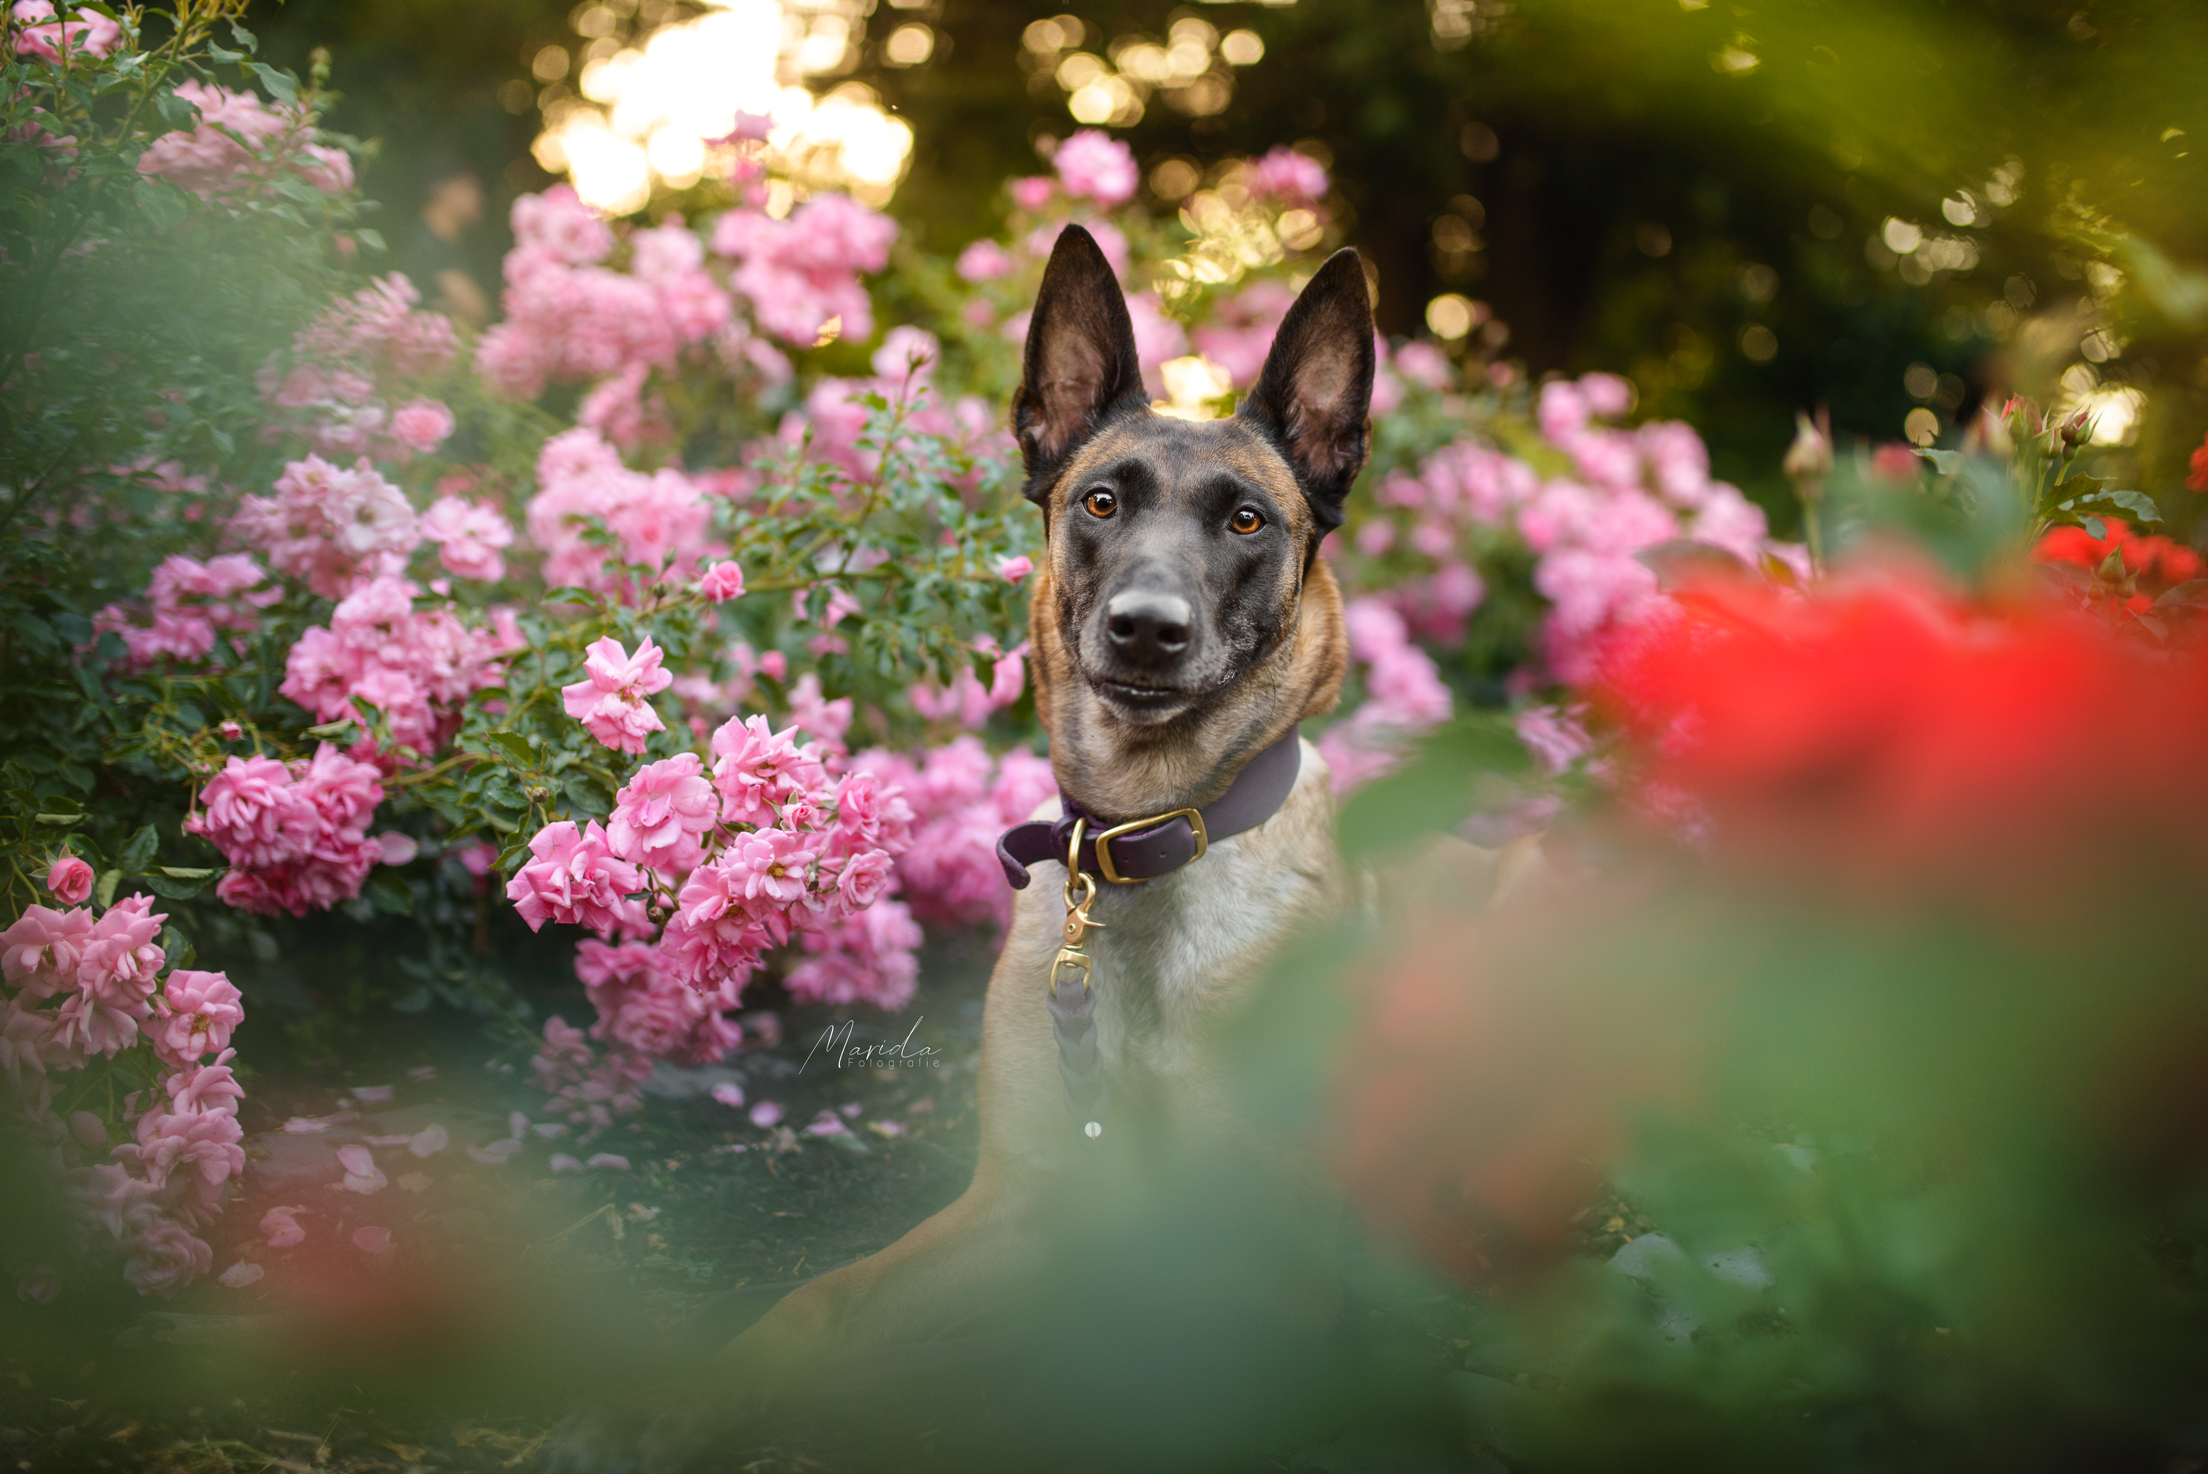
[997,740,1343,1112]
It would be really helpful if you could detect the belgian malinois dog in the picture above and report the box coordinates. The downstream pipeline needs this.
[590,228,1383,1467]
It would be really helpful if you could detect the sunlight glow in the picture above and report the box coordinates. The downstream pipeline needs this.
[534,0,915,215]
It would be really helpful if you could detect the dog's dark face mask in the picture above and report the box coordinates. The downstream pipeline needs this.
[1013,228,1376,740]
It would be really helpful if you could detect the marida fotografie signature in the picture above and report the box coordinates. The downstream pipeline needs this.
[801,1018,944,1072]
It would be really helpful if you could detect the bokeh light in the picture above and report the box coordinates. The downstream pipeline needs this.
[531,0,915,215]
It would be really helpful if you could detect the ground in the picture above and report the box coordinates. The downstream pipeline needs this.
[0,929,1598,1473]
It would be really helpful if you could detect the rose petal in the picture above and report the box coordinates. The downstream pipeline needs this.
[408,1124,450,1158]
[548,1154,583,1174]
[584,1153,630,1171]
[748,1101,783,1128]
[353,1086,395,1104]
[710,1082,745,1108]
[218,1261,265,1288]
[352,1226,393,1255]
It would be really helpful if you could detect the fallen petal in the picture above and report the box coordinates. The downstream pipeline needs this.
[282,1117,329,1135]
[531,1122,569,1138]
[508,1111,530,1140]
[365,1134,415,1147]
[748,1101,783,1128]
[710,1082,745,1108]
[335,1144,375,1176]
[352,1226,393,1255]
[218,1262,265,1289]
[548,1154,583,1174]
[353,1085,395,1104]
[408,1124,450,1158]
[585,1153,630,1171]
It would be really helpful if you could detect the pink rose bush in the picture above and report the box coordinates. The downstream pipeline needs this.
[2,890,247,1297]
[186,744,387,915]
[261,276,458,461]
[137,80,351,200]
[280,578,521,755]
[93,553,279,669]
[526,427,714,594]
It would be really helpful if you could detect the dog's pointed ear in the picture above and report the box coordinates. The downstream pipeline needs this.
[1238,249,1376,535]
[1012,226,1147,503]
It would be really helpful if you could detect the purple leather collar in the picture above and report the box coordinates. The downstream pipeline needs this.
[997,727,1302,889]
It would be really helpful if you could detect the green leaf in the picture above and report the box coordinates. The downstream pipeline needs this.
[35,813,86,827]
[228,19,257,49]
[157,866,216,879]
[1920,449,1964,476]
[95,869,122,908]
[2154,579,2208,609]
[140,870,207,900]
[484,731,539,768]
[2083,514,2108,541]
[2083,488,2162,524]
[120,823,159,873]
[2042,473,2108,517]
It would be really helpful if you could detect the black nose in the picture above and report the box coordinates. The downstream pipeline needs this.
[1105,590,1192,666]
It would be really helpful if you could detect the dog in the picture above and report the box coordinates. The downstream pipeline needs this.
[586,229,1391,1470]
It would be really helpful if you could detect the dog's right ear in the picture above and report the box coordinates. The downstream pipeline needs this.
[1012,226,1147,504]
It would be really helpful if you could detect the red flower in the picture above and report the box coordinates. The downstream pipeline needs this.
[1587,573,2208,899]
[2032,517,2202,591]
[2188,431,2208,492]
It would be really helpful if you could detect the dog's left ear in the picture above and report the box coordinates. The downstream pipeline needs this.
[1238,249,1376,535]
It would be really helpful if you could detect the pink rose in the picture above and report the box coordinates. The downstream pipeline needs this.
[956,240,1013,282]
[390,399,455,453]
[1053,130,1139,206]
[560,635,673,755]
[123,1217,212,1297]
[505,820,643,934]
[44,856,93,905]
[0,903,93,999]
[997,554,1033,584]
[150,969,243,1067]
[698,560,746,603]
[419,495,514,582]
[607,753,718,874]
[833,846,893,910]
[1010,176,1055,212]
[11,0,121,62]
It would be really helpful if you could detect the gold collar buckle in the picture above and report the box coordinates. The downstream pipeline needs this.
[1093,807,1207,885]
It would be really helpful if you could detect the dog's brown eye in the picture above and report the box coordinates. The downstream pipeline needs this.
[1230,507,1265,535]
[1082,489,1117,519]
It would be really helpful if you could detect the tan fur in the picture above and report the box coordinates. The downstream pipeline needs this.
[690,407,1358,1412]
